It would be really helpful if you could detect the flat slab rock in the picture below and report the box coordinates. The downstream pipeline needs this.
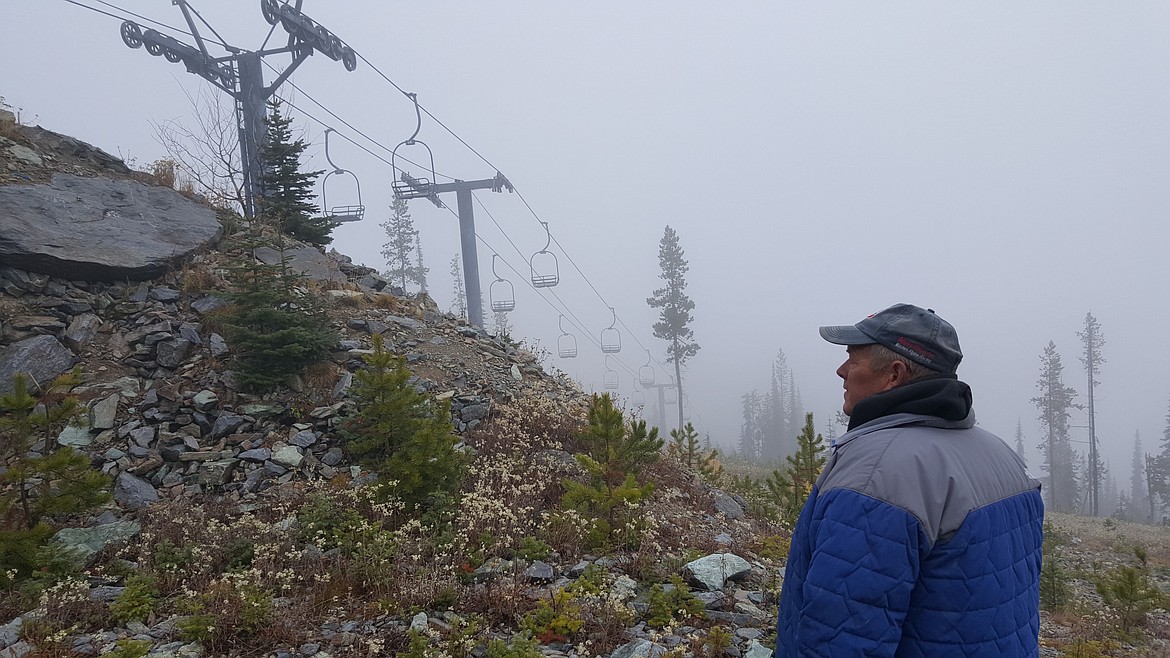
[0,173,221,281]
[0,335,78,395]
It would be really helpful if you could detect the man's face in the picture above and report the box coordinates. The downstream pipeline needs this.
[836,345,895,415]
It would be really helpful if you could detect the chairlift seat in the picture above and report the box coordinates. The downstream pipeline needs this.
[489,274,515,313]
[558,334,577,359]
[532,273,559,288]
[603,370,619,390]
[638,365,655,387]
[601,327,621,353]
[491,300,515,313]
[328,205,365,224]
[393,178,433,200]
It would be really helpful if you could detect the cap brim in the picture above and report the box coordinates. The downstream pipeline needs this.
[819,324,876,345]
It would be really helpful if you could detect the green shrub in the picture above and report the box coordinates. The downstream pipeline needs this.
[485,633,543,658]
[111,574,159,624]
[517,536,551,562]
[342,334,466,511]
[108,639,152,658]
[645,575,704,628]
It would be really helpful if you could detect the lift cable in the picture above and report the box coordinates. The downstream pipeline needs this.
[64,0,675,382]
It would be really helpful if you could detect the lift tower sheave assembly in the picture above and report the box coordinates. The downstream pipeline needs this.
[119,0,358,220]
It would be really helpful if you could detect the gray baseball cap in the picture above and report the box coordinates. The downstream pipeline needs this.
[819,303,963,373]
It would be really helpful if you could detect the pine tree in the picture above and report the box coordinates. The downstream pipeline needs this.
[646,226,699,434]
[1,372,111,588]
[670,421,713,471]
[414,233,429,295]
[491,310,512,340]
[1148,398,1170,518]
[1032,341,1080,513]
[341,335,465,511]
[449,254,467,319]
[256,101,331,246]
[381,197,425,293]
[1014,419,1028,468]
[1129,432,1148,522]
[562,394,664,549]
[766,412,826,524]
[739,391,762,460]
[222,240,335,392]
[1077,312,1106,515]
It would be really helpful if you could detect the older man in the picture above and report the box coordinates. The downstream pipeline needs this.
[775,304,1043,657]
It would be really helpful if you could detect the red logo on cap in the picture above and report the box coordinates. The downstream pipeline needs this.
[896,337,935,361]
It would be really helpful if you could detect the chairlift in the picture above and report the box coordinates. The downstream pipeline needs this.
[320,128,364,224]
[603,355,619,390]
[529,221,560,288]
[638,349,655,386]
[391,93,437,201]
[631,388,646,407]
[489,254,516,312]
[600,307,621,353]
[665,378,678,405]
[557,315,578,359]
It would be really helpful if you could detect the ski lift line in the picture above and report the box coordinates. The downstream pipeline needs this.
[471,191,669,377]
[469,226,641,379]
[352,50,504,176]
[470,194,614,361]
[263,63,458,181]
[266,93,455,201]
[270,66,460,180]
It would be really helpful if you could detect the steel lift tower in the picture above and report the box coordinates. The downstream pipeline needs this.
[119,0,358,220]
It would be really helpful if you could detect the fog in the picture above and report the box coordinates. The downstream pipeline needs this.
[5,2,1170,490]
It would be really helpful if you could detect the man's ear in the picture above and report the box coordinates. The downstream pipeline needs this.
[884,360,913,391]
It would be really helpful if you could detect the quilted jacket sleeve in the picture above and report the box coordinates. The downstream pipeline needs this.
[795,487,926,657]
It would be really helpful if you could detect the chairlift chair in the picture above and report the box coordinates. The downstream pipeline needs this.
[557,315,578,358]
[638,349,655,386]
[603,355,619,390]
[489,254,516,312]
[321,128,365,224]
[391,93,438,201]
[631,389,646,407]
[665,379,678,405]
[600,307,621,353]
[530,221,560,288]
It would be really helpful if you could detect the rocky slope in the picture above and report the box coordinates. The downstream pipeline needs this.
[1,116,1168,658]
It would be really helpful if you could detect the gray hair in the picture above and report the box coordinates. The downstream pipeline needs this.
[861,344,940,380]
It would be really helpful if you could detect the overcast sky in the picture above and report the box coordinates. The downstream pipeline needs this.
[5,1,1170,488]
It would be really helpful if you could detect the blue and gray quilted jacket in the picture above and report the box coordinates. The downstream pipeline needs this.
[775,401,1043,657]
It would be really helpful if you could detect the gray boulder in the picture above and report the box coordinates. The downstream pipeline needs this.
[52,520,141,563]
[0,173,220,280]
[63,312,102,353]
[683,553,752,591]
[610,639,667,658]
[254,246,345,283]
[0,335,78,394]
[114,472,159,510]
[712,489,745,520]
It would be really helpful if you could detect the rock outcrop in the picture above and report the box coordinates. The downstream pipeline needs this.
[0,173,221,281]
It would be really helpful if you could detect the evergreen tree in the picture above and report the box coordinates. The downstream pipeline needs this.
[670,421,715,472]
[1,372,111,588]
[1129,432,1148,522]
[1014,419,1028,468]
[646,226,699,434]
[381,197,425,293]
[739,391,762,460]
[256,101,330,246]
[449,254,467,319]
[414,233,429,295]
[1032,341,1080,513]
[491,310,513,340]
[1077,311,1106,515]
[222,239,335,392]
[562,394,664,549]
[766,412,826,524]
[1149,397,1170,518]
[341,335,465,510]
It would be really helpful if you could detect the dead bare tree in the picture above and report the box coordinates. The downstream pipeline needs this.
[152,86,245,211]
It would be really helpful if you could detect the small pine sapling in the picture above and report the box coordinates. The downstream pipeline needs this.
[342,335,465,511]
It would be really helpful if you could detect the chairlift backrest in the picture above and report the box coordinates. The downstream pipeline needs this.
[638,349,655,386]
[557,315,577,358]
[603,355,619,390]
[392,93,437,201]
[600,306,621,353]
[489,255,516,312]
[321,128,364,224]
[530,221,559,288]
